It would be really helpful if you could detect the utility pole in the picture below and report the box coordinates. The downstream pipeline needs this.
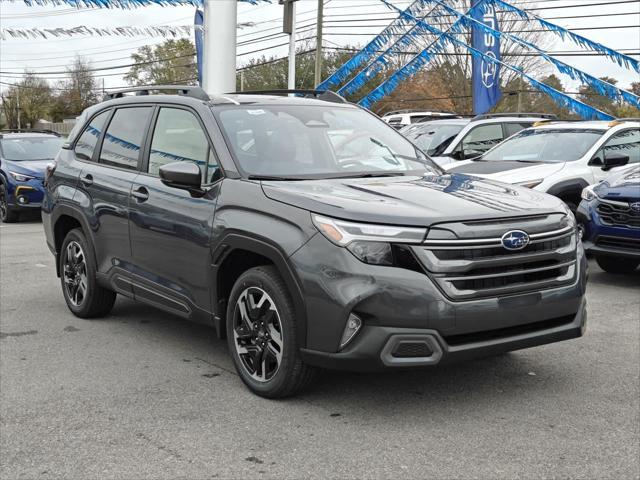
[516,77,523,112]
[16,87,21,130]
[314,0,324,87]
[202,0,237,93]
[281,0,297,90]
[240,70,245,92]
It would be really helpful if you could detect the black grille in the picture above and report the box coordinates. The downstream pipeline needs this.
[392,342,433,358]
[596,202,640,228]
[443,315,576,346]
[595,235,640,252]
[431,236,572,261]
[451,264,572,292]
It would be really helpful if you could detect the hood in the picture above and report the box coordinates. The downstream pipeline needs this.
[446,160,566,184]
[261,173,565,227]
[1,159,50,178]
[595,165,640,202]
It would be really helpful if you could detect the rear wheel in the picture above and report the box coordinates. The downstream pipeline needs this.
[60,228,116,318]
[596,255,640,274]
[0,183,19,223]
[226,266,316,398]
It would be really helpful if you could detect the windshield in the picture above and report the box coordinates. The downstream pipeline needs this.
[405,122,465,157]
[215,105,440,179]
[482,128,604,163]
[1,137,63,161]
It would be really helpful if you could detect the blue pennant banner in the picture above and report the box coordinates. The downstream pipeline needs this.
[363,1,614,120]
[471,0,501,114]
[432,0,640,109]
[317,0,431,90]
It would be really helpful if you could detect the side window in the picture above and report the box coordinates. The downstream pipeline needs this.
[99,107,152,171]
[600,129,640,164]
[504,123,530,137]
[461,124,504,156]
[74,110,110,162]
[149,108,217,182]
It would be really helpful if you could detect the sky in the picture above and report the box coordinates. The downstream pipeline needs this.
[0,0,639,97]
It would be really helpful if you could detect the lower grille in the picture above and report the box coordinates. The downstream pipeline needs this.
[597,201,640,228]
[443,314,576,346]
[595,235,640,252]
[412,222,578,301]
[392,341,433,358]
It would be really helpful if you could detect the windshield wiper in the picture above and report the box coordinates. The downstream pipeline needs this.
[247,175,308,181]
[333,172,407,179]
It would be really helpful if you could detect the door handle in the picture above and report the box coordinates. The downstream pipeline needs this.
[132,186,149,202]
[80,173,93,187]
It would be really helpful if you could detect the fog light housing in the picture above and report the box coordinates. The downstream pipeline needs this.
[17,195,29,205]
[340,314,362,349]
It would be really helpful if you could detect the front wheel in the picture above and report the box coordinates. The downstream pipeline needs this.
[226,266,316,398]
[596,255,640,274]
[0,183,19,223]
[60,228,117,318]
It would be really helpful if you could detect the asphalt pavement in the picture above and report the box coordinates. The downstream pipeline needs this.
[1,218,639,480]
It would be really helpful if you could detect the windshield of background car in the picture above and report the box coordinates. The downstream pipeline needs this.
[1,137,63,161]
[405,122,465,156]
[216,105,439,178]
[482,128,604,163]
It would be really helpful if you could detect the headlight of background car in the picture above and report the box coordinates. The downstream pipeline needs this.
[515,179,544,189]
[9,171,35,182]
[312,214,427,266]
[581,185,599,202]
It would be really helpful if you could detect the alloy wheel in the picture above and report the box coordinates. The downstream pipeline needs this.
[0,186,7,221]
[232,287,284,382]
[63,241,88,307]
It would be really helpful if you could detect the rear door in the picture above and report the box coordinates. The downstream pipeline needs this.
[128,105,222,318]
[75,106,153,282]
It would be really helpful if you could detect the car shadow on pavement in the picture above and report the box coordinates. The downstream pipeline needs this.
[107,297,573,412]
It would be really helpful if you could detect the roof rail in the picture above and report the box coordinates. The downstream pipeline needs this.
[471,113,558,121]
[103,85,210,102]
[616,117,640,122]
[0,128,61,137]
[383,109,458,116]
[232,89,348,104]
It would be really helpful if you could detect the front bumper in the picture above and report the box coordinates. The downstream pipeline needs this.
[290,232,587,370]
[301,298,587,371]
[577,199,640,259]
[6,181,45,209]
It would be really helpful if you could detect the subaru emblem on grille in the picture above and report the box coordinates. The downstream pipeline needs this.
[630,202,640,213]
[501,230,530,250]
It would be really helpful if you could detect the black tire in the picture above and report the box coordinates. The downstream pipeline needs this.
[595,255,640,274]
[0,182,19,223]
[226,265,316,398]
[59,228,116,318]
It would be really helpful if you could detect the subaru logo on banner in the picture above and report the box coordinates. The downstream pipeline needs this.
[194,9,204,86]
[472,0,501,114]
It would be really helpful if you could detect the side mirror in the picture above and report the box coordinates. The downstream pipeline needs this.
[159,161,204,195]
[462,149,483,160]
[602,152,629,171]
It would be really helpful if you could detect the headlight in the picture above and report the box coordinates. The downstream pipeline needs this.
[9,171,35,182]
[312,214,427,265]
[515,179,543,189]
[581,185,599,201]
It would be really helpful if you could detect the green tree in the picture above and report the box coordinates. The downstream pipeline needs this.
[0,72,53,129]
[577,76,620,117]
[50,56,99,120]
[125,39,197,86]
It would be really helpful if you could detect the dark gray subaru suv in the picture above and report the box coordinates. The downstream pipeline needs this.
[43,87,587,398]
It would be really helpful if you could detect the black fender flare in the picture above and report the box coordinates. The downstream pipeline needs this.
[49,203,98,278]
[546,178,589,202]
[212,232,308,348]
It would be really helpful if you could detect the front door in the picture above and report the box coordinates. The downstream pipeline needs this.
[591,128,640,183]
[128,106,222,318]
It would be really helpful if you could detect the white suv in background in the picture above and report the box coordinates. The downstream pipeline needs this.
[381,110,458,129]
[401,113,556,166]
[445,119,640,210]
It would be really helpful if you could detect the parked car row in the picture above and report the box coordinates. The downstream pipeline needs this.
[0,91,636,398]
